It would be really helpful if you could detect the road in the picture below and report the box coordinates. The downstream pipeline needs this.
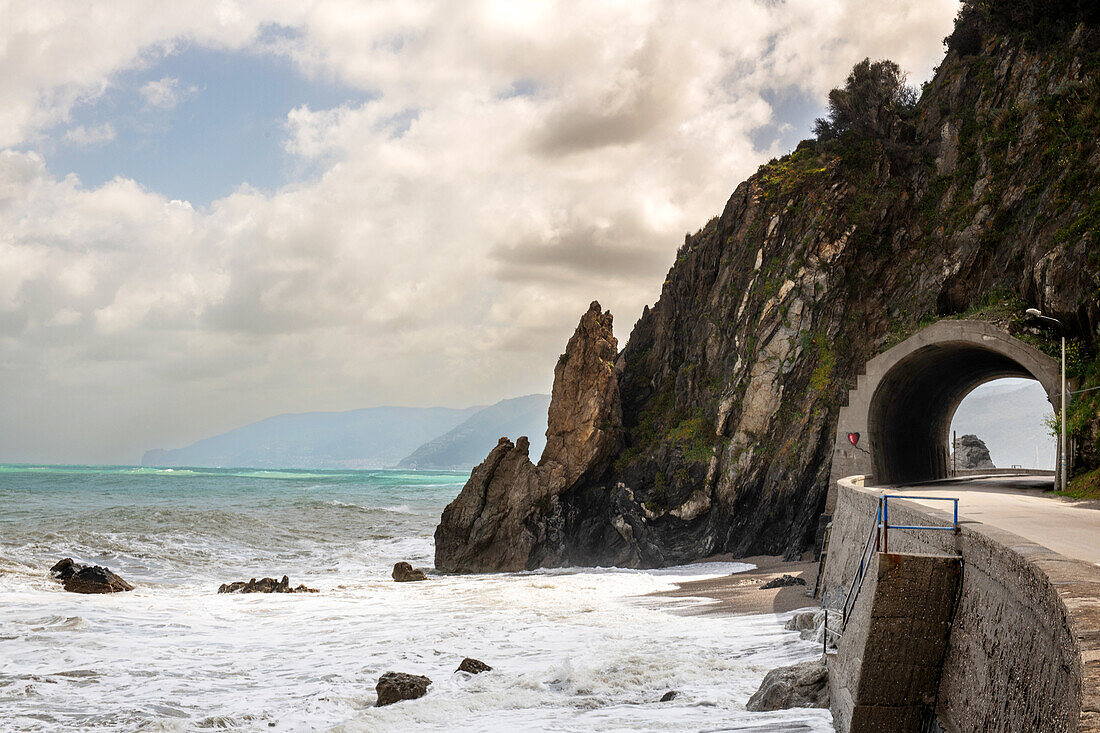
[887,476,1100,566]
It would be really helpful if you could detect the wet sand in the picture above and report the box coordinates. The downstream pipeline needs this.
[654,555,821,616]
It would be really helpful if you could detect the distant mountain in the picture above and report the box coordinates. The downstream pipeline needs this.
[142,405,484,469]
[950,381,1056,470]
[397,394,551,470]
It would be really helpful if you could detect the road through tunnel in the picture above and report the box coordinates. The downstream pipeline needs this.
[869,345,1040,485]
[828,321,1062,508]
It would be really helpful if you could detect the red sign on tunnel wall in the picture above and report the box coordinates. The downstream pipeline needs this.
[848,432,861,447]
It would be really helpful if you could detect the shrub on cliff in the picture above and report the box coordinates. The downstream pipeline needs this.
[947,0,1100,53]
[812,58,916,142]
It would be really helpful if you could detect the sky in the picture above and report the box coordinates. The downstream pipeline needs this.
[0,0,961,464]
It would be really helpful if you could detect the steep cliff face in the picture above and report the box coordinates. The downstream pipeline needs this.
[437,12,1100,571]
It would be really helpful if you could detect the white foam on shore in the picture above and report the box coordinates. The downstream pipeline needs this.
[0,561,832,732]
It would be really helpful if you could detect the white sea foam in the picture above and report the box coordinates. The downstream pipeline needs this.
[0,562,832,731]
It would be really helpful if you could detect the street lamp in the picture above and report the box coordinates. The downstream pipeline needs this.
[1026,308,1068,491]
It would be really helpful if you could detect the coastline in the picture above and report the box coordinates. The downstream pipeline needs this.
[653,555,820,616]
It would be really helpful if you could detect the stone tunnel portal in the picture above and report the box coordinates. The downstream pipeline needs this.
[828,321,1062,505]
[870,343,1044,484]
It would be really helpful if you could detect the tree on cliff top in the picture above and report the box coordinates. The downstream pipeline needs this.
[812,58,916,142]
[947,0,1100,54]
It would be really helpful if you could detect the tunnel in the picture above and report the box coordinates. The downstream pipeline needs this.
[869,344,1047,484]
[828,320,1062,500]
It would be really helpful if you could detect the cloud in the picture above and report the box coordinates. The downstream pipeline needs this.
[139,76,198,109]
[63,122,116,146]
[0,2,304,148]
[532,32,687,155]
[0,0,959,463]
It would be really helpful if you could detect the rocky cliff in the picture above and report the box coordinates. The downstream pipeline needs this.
[437,5,1100,570]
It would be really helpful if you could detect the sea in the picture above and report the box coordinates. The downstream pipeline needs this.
[0,465,833,732]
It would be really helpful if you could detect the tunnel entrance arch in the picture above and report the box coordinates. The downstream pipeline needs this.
[826,320,1062,510]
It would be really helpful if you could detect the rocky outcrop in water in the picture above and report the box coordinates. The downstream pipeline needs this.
[746,658,830,712]
[434,302,622,572]
[456,658,491,674]
[785,608,840,646]
[375,672,431,706]
[51,558,134,594]
[217,576,317,593]
[953,434,996,470]
[392,562,428,582]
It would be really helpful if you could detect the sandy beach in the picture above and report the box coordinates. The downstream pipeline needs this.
[654,555,821,616]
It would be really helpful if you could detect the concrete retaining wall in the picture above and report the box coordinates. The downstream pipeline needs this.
[830,552,961,732]
[820,477,1100,732]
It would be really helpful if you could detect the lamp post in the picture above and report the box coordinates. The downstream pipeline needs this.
[1026,308,1067,491]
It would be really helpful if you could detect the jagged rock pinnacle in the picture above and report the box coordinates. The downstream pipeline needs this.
[434,302,621,572]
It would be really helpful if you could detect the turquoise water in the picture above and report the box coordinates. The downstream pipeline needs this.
[0,465,833,732]
[0,464,463,586]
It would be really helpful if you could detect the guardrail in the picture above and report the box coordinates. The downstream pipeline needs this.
[880,494,958,552]
[949,468,1055,478]
[824,493,960,652]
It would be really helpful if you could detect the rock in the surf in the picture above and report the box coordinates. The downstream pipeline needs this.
[784,609,819,632]
[391,562,428,582]
[217,575,317,594]
[660,690,678,702]
[456,657,491,674]
[375,671,432,706]
[50,558,82,581]
[62,565,134,594]
[746,658,829,711]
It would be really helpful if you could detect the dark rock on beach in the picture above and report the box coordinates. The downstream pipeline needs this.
[62,565,134,594]
[746,658,829,712]
[456,657,491,674]
[760,574,806,590]
[375,671,432,706]
[660,690,678,702]
[217,576,317,594]
[392,562,428,582]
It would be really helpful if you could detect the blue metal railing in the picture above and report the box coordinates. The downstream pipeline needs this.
[879,495,958,552]
[829,493,961,647]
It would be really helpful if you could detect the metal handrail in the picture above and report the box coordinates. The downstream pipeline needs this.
[880,495,959,552]
[841,497,883,627]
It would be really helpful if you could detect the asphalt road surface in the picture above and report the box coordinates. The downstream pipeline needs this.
[887,476,1100,566]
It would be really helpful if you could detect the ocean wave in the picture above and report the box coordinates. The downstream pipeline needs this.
[327,500,418,515]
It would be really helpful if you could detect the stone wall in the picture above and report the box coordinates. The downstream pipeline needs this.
[830,552,961,732]
[820,478,1100,732]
